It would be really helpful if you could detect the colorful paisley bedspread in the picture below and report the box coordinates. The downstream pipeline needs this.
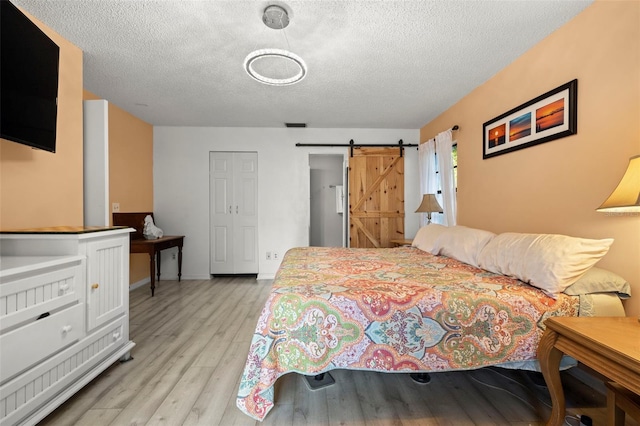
[236,246,579,421]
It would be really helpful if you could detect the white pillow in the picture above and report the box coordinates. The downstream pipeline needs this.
[563,267,630,298]
[477,233,614,297]
[412,224,447,252]
[431,226,496,267]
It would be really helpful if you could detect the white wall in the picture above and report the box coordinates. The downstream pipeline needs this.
[153,127,420,280]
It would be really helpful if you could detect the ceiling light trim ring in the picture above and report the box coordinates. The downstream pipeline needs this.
[244,48,307,86]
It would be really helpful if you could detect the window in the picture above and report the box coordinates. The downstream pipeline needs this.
[418,136,457,226]
[452,143,458,188]
[430,143,457,224]
[435,143,458,195]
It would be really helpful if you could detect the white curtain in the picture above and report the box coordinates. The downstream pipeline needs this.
[435,129,456,226]
[417,129,457,226]
[417,138,440,226]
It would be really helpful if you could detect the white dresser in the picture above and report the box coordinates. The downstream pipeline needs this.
[0,227,135,426]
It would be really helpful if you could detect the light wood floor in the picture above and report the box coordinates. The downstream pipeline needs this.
[39,277,637,426]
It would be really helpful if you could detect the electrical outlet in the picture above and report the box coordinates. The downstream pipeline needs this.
[266,252,272,260]
[274,252,279,260]
[171,253,176,260]
[112,202,120,212]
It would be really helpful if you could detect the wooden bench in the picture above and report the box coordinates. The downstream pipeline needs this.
[606,381,640,426]
[113,212,184,296]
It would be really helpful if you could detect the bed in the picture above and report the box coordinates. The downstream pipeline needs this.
[236,226,629,421]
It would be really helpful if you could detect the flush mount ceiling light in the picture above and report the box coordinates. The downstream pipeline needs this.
[244,5,307,86]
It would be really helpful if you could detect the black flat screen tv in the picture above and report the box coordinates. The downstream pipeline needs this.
[1,0,60,153]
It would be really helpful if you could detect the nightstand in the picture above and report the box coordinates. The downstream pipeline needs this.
[390,239,413,247]
[538,316,640,426]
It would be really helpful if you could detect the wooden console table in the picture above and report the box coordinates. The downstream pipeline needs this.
[538,316,640,426]
[113,213,184,296]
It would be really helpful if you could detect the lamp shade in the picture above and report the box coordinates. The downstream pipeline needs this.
[415,194,443,213]
[597,155,640,212]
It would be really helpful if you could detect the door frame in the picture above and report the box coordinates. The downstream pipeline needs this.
[209,151,258,275]
[308,153,349,248]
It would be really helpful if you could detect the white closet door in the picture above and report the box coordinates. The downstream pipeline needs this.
[210,152,234,274]
[232,153,258,273]
[209,152,258,275]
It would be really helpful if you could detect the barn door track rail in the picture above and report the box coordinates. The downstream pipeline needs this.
[296,139,414,157]
[296,125,459,157]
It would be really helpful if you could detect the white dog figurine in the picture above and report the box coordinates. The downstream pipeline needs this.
[142,215,163,239]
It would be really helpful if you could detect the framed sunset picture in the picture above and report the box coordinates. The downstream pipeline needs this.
[482,79,577,159]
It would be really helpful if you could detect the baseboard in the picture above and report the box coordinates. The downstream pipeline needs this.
[129,277,150,291]
[257,273,276,280]
[180,275,211,280]
[130,274,271,287]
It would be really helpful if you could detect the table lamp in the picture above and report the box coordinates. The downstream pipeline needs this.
[596,155,640,213]
[415,194,443,224]
[596,154,640,322]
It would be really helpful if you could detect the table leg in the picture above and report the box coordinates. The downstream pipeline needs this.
[177,246,183,282]
[149,251,156,297]
[157,250,162,282]
[538,329,565,426]
[607,385,626,426]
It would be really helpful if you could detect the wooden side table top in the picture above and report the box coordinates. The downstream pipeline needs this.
[545,316,640,365]
[539,316,640,426]
[390,239,413,246]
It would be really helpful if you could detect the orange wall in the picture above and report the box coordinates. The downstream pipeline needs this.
[109,102,154,284]
[0,9,83,229]
[421,0,640,316]
[0,4,153,286]
[83,90,154,285]
[2,4,153,286]
[107,105,153,216]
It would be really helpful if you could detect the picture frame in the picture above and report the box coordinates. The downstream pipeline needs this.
[483,79,577,159]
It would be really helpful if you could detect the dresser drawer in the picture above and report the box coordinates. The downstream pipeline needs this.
[0,256,84,332]
[0,316,131,426]
[0,303,84,383]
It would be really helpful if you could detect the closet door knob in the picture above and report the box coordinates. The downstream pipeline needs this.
[91,283,99,289]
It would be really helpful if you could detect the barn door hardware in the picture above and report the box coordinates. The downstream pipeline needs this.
[296,139,416,157]
[295,125,459,157]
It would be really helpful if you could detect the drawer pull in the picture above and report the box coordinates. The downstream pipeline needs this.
[113,331,121,340]
[62,325,73,334]
[91,283,100,290]
[59,283,69,293]
[37,312,50,320]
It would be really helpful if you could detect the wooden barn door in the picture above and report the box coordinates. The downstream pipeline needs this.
[349,147,404,248]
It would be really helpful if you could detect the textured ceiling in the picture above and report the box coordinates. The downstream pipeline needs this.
[13,0,593,129]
